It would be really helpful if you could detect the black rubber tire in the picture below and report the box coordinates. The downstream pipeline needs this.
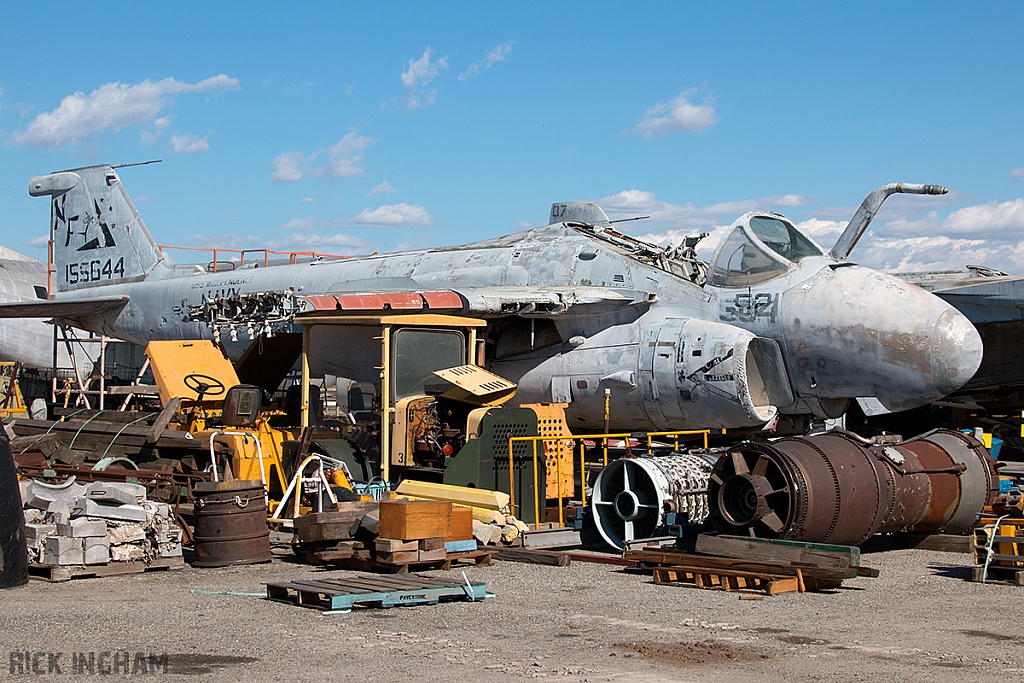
[0,433,29,589]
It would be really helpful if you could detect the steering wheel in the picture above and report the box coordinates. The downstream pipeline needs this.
[182,373,226,401]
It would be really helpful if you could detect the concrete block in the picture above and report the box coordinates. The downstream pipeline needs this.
[70,498,147,522]
[158,542,182,558]
[24,523,57,540]
[110,544,145,562]
[155,525,183,544]
[107,523,146,545]
[142,501,170,518]
[23,481,86,510]
[22,508,46,525]
[84,482,137,506]
[43,536,84,566]
[84,537,111,565]
[47,498,72,524]
[57,518,108,538]
[472,519,503,546]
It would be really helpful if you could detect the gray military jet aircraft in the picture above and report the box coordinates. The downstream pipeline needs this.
[0,165,981,433]
[0,246,79,370]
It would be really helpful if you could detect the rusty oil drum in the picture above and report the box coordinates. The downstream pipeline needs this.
[191,480,272,567]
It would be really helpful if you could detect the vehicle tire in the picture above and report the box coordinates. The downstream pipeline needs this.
[0,434,29,589]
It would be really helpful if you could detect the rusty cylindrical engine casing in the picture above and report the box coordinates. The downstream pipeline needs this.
[706,429,999,546]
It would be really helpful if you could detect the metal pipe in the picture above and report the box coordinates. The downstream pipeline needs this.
[830,183,948,260]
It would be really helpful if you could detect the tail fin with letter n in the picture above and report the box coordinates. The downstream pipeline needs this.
[29,163,169,294]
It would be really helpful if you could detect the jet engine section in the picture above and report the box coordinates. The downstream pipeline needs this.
[706,429,1000,546]
[636,318,792,430]
[591,452,720,551]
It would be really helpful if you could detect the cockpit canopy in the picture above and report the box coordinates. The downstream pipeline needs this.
[709,213,824,288]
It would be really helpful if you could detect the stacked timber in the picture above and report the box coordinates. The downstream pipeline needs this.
[624,534,878,596]
[295,499,492,573]
[9,410,209,467]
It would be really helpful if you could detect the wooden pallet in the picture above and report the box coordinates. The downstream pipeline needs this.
[653,564,804,595]
[313,549,493,573]
[28,556,185,583]
[266,573,487,613]
[624,549,869,591]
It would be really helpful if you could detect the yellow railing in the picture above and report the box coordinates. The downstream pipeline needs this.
[507,429,711,529]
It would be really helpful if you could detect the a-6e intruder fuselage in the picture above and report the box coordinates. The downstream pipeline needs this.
[0,165,981,433]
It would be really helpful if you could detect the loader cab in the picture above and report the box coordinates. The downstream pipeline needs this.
[292,305,515,481]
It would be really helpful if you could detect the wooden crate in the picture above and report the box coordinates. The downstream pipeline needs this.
[378,500,452,541]
[446,506,474,542]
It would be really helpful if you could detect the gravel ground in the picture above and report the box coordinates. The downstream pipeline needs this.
[2,537,1022,682]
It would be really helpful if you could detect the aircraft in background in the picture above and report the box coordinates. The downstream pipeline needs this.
[0,245,82,371]
[0,165,981,433]
[898,265,1024,414]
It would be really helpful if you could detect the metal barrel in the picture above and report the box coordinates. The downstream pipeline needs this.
[706,429,999,546]
[191,480,272,567]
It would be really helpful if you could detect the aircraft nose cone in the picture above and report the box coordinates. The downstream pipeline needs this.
[930,307,983,395]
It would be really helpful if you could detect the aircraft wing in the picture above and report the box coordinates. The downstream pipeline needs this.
[0,295,129,318]
[454,286,655,316]
[294,287,655,317]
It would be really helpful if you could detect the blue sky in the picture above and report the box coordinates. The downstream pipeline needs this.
[2,2,1023,273]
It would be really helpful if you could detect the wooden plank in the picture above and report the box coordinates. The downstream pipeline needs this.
[377,550,420,564]
[625,549,855,581]
[375,538,419,553]
[895,533,972,553]
[557,552,634,567]
[418,537,445,551]
[695,534,854,569]
[652,566,803,595]
[145,397,181,443]
[28,556,184,583]
[494,548,571,567]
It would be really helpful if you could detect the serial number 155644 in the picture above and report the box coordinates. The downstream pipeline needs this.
[65,257,125,284]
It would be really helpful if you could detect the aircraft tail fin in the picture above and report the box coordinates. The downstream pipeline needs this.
[29,164,169,293]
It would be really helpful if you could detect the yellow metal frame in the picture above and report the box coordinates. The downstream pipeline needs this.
[507,429,711,529]
[0,362,27,417]
[295,311,488,484]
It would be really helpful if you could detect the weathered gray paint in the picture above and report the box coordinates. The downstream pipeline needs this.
[1,165,984,432]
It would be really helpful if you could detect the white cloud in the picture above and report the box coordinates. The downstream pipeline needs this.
[280,217,316,232]
[271,152,305,182]
[266,232,371,252]
[367,181,396,198]
[402,47,448,109]
[302,197,316,204]
[1011,167,1024,181]
[168,133,209,154]
[10,74,239,148]
[459,41,515,81]
[181,222,372,255]
[633,88,718,138]
[349,203,432,229]
[271,131,376,182]
[319,132,374,178]
[140,117,171,147]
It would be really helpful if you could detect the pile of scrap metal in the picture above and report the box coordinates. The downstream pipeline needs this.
[590,428,1000,550]
[20,477,183,579]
